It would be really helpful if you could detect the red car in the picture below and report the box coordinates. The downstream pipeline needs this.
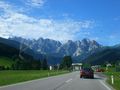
[96,68,105,72]
[80,68,94,79]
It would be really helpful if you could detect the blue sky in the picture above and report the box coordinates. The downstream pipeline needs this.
[0,0,120,46]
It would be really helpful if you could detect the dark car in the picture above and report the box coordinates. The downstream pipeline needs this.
[80,68,94,79]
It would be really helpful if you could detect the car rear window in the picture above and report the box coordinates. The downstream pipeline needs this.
[83,68,92,71]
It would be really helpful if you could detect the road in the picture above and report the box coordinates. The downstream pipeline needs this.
[0,71,113,90]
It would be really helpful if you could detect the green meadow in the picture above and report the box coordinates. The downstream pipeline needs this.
[104,67,120,90]
[0,70,68,86]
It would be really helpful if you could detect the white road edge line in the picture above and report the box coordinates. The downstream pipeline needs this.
[65,79,73,83]
[99,80,112,90]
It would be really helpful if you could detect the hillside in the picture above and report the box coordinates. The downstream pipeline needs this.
[0,37,35,60]
[0,57,14,68]
[0,38,45,70]
[83,47,120,65]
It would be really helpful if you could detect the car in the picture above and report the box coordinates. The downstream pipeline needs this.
[96,68,105,72]
[80,68,94,79]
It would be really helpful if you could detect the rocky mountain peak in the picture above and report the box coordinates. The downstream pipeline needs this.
[10,37,101,57]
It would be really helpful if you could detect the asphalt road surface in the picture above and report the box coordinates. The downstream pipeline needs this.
[0,71,113,90]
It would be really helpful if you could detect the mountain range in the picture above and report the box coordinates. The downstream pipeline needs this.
[1,36,120,65]
[9,37,101,58]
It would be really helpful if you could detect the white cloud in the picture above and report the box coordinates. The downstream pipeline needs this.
[0,1,11,10]
[0,13,93,41]
[0,1,13,15]
[90,37,99,41]
[25,0,45,7]
[109,35,116,39]
[0,0,94,41]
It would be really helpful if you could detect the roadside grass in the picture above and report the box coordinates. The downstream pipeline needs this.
[103,67,120,90]
[0,57,14,68]
[0,70,69,86]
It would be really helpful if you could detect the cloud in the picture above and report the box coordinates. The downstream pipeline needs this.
[0,1,11,10]
[109,35,116,39]
[25,0,45,7]
[90,37,99,41]
[0,0,94,41]
[0,1,12,14]
[0,13,93,41]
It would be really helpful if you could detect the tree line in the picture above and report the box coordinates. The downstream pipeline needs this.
[0,56,73,70]
[11,58,48,70]
[0,57,49,70]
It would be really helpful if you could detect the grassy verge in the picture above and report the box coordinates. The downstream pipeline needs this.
[0,70,69,86]
[104,72,120,90]
[0,57,14,68]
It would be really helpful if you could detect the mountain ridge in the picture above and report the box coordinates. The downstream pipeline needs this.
[9,37,102,59]
[1,36,120,65]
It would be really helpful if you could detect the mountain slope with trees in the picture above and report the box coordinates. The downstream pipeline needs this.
[0,37,48,70]
[83,47,120,65]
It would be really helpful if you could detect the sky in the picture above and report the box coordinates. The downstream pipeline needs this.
[0,0,120,46]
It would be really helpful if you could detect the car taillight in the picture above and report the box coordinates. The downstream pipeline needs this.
[80,70,84,73]
[80,70,85,74]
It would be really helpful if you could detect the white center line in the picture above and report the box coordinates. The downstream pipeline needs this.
[65,78,73,83]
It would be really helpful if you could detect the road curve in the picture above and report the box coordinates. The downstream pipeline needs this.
[0,71,113,90]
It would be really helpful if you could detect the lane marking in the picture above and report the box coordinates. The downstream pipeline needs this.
[65,78,73,83]
[54,78,73,90]
[99,80,112,90]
